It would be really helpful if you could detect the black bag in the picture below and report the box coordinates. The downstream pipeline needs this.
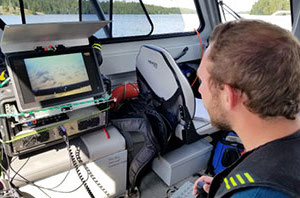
[111,98,168,194]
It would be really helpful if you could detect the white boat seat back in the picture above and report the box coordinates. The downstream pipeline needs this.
[136,45,218,137]
[136,44,195,118]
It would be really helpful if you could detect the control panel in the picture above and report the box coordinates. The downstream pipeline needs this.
[3,103,108,156]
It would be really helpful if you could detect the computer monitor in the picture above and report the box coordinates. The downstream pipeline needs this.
[6,46,105,112]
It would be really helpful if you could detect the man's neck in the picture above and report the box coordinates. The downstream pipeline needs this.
[232,113,300,152]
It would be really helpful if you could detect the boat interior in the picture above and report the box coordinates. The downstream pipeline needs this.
[0,0,298,197]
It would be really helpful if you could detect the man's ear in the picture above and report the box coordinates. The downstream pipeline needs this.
[222,84,241,110]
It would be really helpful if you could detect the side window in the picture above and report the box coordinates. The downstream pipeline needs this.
[144,1,200,35]
[218,0,291,31]
[112,0,151,37]
[23,0,80,24]
[83,0,110,38]
[0,0,81,24]
[0,0,101,25]
[0,1,22,25]
[110,0,201,38]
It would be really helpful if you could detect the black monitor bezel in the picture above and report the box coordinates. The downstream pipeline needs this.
[6,46,105,112]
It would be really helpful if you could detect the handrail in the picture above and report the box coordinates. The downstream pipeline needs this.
[139,0,154,36]
[18,0,26,24]
[0,18,6,30]
[218,0,241,21]
[79,0,82,21]
[90,0,111,38]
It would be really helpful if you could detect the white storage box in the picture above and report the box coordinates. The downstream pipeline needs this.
[152,139,213,186]
[12,126,127,198]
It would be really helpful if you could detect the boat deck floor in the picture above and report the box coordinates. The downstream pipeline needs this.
[137,170,202,198]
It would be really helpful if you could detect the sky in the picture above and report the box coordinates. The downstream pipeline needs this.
[114,0,259,11]
[221,0,259,12]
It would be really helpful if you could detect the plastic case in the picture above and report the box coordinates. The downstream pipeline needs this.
[152,139,213,186]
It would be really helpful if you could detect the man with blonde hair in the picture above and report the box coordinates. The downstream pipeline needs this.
[194,20,300,197]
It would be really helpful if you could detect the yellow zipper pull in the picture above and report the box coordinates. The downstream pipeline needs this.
[0,72,5,81]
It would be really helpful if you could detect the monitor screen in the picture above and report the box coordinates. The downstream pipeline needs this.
[7,46,104,112]
[25,53,92,102]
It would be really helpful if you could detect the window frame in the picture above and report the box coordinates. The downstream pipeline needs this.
[94,0,205,44]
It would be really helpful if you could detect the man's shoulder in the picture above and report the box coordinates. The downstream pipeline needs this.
[231,187,292,198]
[212,132,300,197]
[210,131,300,198]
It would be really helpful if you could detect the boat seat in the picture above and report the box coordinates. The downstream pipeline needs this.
[136,44,218,140]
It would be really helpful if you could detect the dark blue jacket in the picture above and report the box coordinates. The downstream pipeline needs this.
[208,130,300,198]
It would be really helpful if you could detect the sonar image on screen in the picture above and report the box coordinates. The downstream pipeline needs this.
[25,53,92,102]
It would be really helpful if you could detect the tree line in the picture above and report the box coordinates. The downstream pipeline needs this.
[0,0,196,15]
[250,0,290,15]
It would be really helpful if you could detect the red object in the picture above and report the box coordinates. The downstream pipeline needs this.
[103,128,110,139]
[111,83,139,110]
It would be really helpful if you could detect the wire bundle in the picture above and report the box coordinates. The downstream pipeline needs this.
[75,147,110,197]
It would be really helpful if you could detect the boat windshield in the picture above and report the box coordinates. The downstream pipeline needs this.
[0,0,203,40]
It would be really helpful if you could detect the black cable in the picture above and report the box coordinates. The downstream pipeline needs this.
[34,186,51,198]
[1,146,5,179]
[6,120,115,195]
[9,155,73,191]
[7,159,51,198]
[46,161,72,190]
[10,157,30,182]
[61,126,95,198]
[7,141,88,195]
[1,147,46,198]
[67,146,95,198]
[12,176,86,194]
[1,125,105,197]
[2,144,15,193]
[8,155,88,194]
[75,147,110,197]
[0,164,22,198]
[165,186,178,198]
